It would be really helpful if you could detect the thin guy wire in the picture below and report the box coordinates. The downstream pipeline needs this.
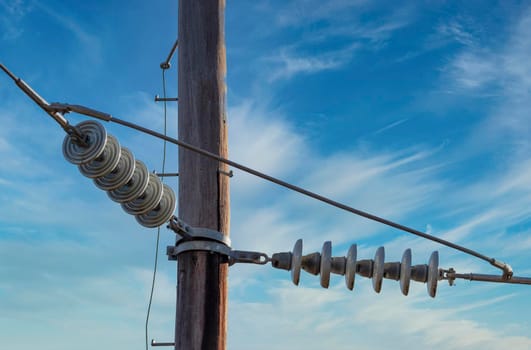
[107,115,502,269]
[145,69,169,350]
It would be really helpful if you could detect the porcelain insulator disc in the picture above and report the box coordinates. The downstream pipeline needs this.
[107,160,149,203]
[136,184,176,228]
[63,120,107,165]
[94,147,135,191]
[122,173,164,215]
[79,135,121,178]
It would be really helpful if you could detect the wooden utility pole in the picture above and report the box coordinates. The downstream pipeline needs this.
[176,0,229,349]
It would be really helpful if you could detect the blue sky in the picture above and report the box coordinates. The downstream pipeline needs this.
[1,0,531,349]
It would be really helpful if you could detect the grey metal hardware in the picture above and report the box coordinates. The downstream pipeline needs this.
[155,95,178,102]
[218,169,234,178]
[166,218,269,266]
[48,102,112,121]
[151,339,175,347]
[229,250,270,265]
[168,217,232,246]
[155,172,179,178]
[441,268,531,285]
[160,38,178,70]
[166,240,270,266]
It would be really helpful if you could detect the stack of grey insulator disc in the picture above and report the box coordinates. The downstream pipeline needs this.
[62,120,176,228]
[272,239,440,298]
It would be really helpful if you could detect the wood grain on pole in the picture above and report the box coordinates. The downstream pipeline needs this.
[176,0,229,349]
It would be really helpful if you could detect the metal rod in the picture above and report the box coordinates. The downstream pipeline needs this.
[155,95,178,102]
[49,103,112,121]
[446,272,531,285]
[160,38,179,70]
[151,340,175,347]
[0,63,17,80]
[156,172,179,177]
[1,63,69,128]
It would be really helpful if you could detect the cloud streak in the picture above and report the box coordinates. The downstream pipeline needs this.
[0,0,32,40]
[266,44,359,81]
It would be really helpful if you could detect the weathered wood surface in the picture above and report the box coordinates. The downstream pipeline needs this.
[176,0,229,349]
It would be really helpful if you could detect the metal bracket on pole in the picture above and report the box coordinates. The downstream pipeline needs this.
[155,95,178,102]
[166,217,269,265]
[151,340,175,347]
[168,216,231,246]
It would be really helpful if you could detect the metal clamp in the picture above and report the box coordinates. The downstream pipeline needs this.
[229,250,270,266]
[168,216,231,246]
[166,241,270,266]
[166,217,269,265]
[168,240,232,260]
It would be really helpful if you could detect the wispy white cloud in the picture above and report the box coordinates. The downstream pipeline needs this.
[436,19,477,47]
[229,100,305,192]
[266,44,359,81]
[225,75,531,346]
[33,2,103,64]
[448,50,499,90]
[229,281,531,350]
[0,239,175,349]
[259,2,414,81]
[3,4,531,349]
[275,0,368,27]
[445,7,531,100]
[397,16,480,63]
[0,0,32,40]
[373,118,409,135]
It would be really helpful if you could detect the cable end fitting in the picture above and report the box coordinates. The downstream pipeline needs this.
[160,62,171,70]
[65,124,89,148]
[491,259,513,280]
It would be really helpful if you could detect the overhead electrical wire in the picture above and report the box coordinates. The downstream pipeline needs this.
[104,115,512,276]
[145,69,170,350]
[0,62,513,278]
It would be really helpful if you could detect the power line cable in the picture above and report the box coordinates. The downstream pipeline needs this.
[145,69,170,350]
[105,115,511,275]
[0,62,513,276]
